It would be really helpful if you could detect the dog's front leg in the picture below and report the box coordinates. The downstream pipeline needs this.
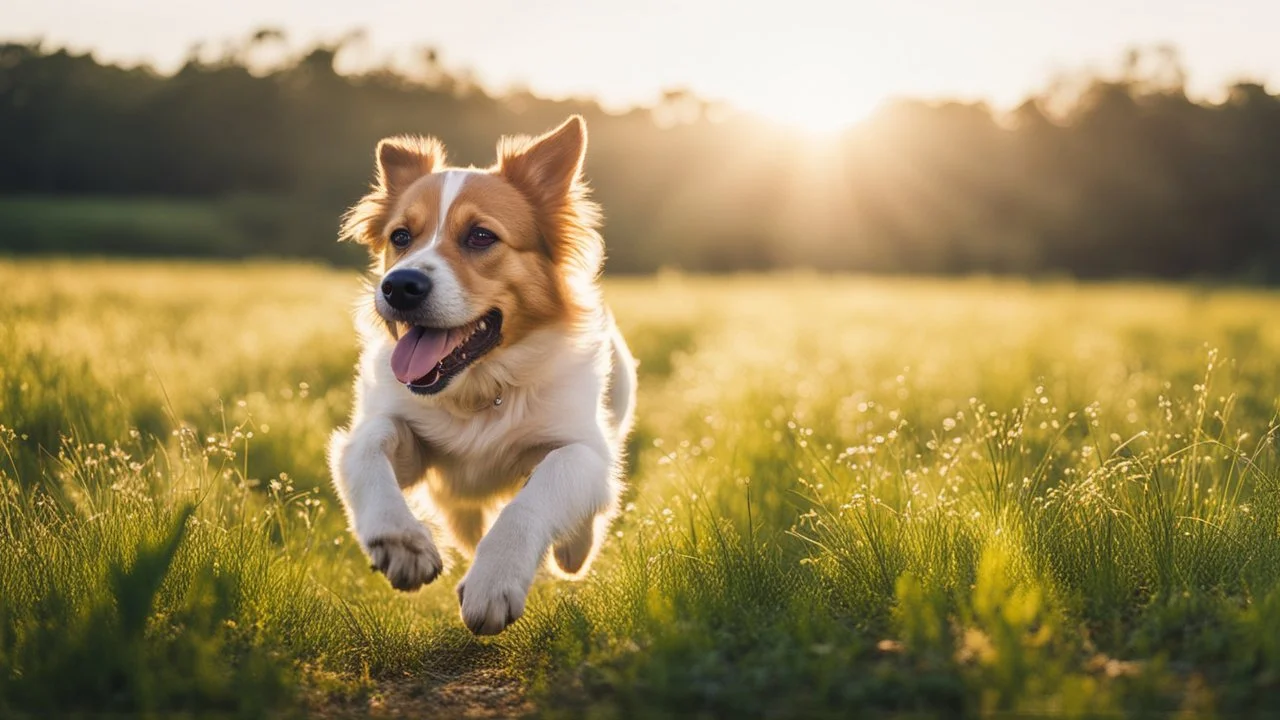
[456,442,613,635]
[329,415,442,591]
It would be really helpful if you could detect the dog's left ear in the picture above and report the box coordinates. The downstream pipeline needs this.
[497,116,587,209]
[496,116,603,276]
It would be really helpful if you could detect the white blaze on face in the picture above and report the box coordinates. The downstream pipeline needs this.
[429,170,469,249]
[392,170,473,327]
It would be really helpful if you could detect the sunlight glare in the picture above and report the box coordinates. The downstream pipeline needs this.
[738,85,884,135]
[716,24,890,136]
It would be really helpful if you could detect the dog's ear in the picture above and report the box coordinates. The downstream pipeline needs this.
[341,136,446,248]
[375,135,447,193]
[495,116,602,279]
[496,116,587,209]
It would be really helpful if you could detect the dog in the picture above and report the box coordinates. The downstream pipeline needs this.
[328,116,636,635]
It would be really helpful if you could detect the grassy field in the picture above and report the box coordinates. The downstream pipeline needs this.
[1,260,1278,718]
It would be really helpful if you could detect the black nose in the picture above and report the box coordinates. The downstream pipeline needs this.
[380,269,432,311]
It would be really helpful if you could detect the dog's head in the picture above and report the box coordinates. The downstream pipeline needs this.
[341,116,603,398]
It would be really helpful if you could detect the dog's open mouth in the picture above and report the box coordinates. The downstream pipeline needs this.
[390,309,503,395]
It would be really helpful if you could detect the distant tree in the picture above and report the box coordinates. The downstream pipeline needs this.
[1,41,1278,280]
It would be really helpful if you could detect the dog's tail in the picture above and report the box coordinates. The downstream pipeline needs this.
[605,319,637,443]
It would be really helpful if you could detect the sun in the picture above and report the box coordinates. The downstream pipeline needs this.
[749,92,885,135]
[723,68,887,136]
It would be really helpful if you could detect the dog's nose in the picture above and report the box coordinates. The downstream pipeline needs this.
[380,269,432,311]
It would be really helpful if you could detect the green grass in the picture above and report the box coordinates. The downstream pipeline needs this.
[1,261,1278,717]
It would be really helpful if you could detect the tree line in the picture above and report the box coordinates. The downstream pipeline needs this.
[2,36,1278,279]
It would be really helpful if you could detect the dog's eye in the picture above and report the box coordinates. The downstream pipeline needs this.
[389,228,412,250]
[464,227,498,250]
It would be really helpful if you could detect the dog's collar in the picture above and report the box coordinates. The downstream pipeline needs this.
[467,387,503,412]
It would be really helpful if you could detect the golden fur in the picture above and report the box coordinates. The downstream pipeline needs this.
[340,116,603,346]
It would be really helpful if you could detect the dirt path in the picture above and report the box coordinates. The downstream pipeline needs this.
[312,669,533,719]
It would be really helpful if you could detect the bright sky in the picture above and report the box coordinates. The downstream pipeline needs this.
[8,0,1279,131]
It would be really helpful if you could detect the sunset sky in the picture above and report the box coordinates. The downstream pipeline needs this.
[8,0,1279,131]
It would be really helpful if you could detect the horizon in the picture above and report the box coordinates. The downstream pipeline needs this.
[7,0,1280,133]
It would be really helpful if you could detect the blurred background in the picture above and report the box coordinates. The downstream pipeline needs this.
[3,0,1279,280]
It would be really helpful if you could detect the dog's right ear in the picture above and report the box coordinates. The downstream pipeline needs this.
[375,135,447,193]
[342,136,447,248]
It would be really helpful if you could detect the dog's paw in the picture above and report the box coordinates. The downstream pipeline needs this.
[456,558,532,635]
[365,526,442,592]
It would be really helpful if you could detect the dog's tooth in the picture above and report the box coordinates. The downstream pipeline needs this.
[460,352,467,360]
[478,320,487,331]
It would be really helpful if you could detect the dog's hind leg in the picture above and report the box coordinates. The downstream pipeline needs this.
[443,505,487,555]
[552,519,595,577]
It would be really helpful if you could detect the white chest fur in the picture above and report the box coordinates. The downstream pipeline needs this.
[352,324,612,501]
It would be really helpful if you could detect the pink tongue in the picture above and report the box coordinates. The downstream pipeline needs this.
[390,326,451,384]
